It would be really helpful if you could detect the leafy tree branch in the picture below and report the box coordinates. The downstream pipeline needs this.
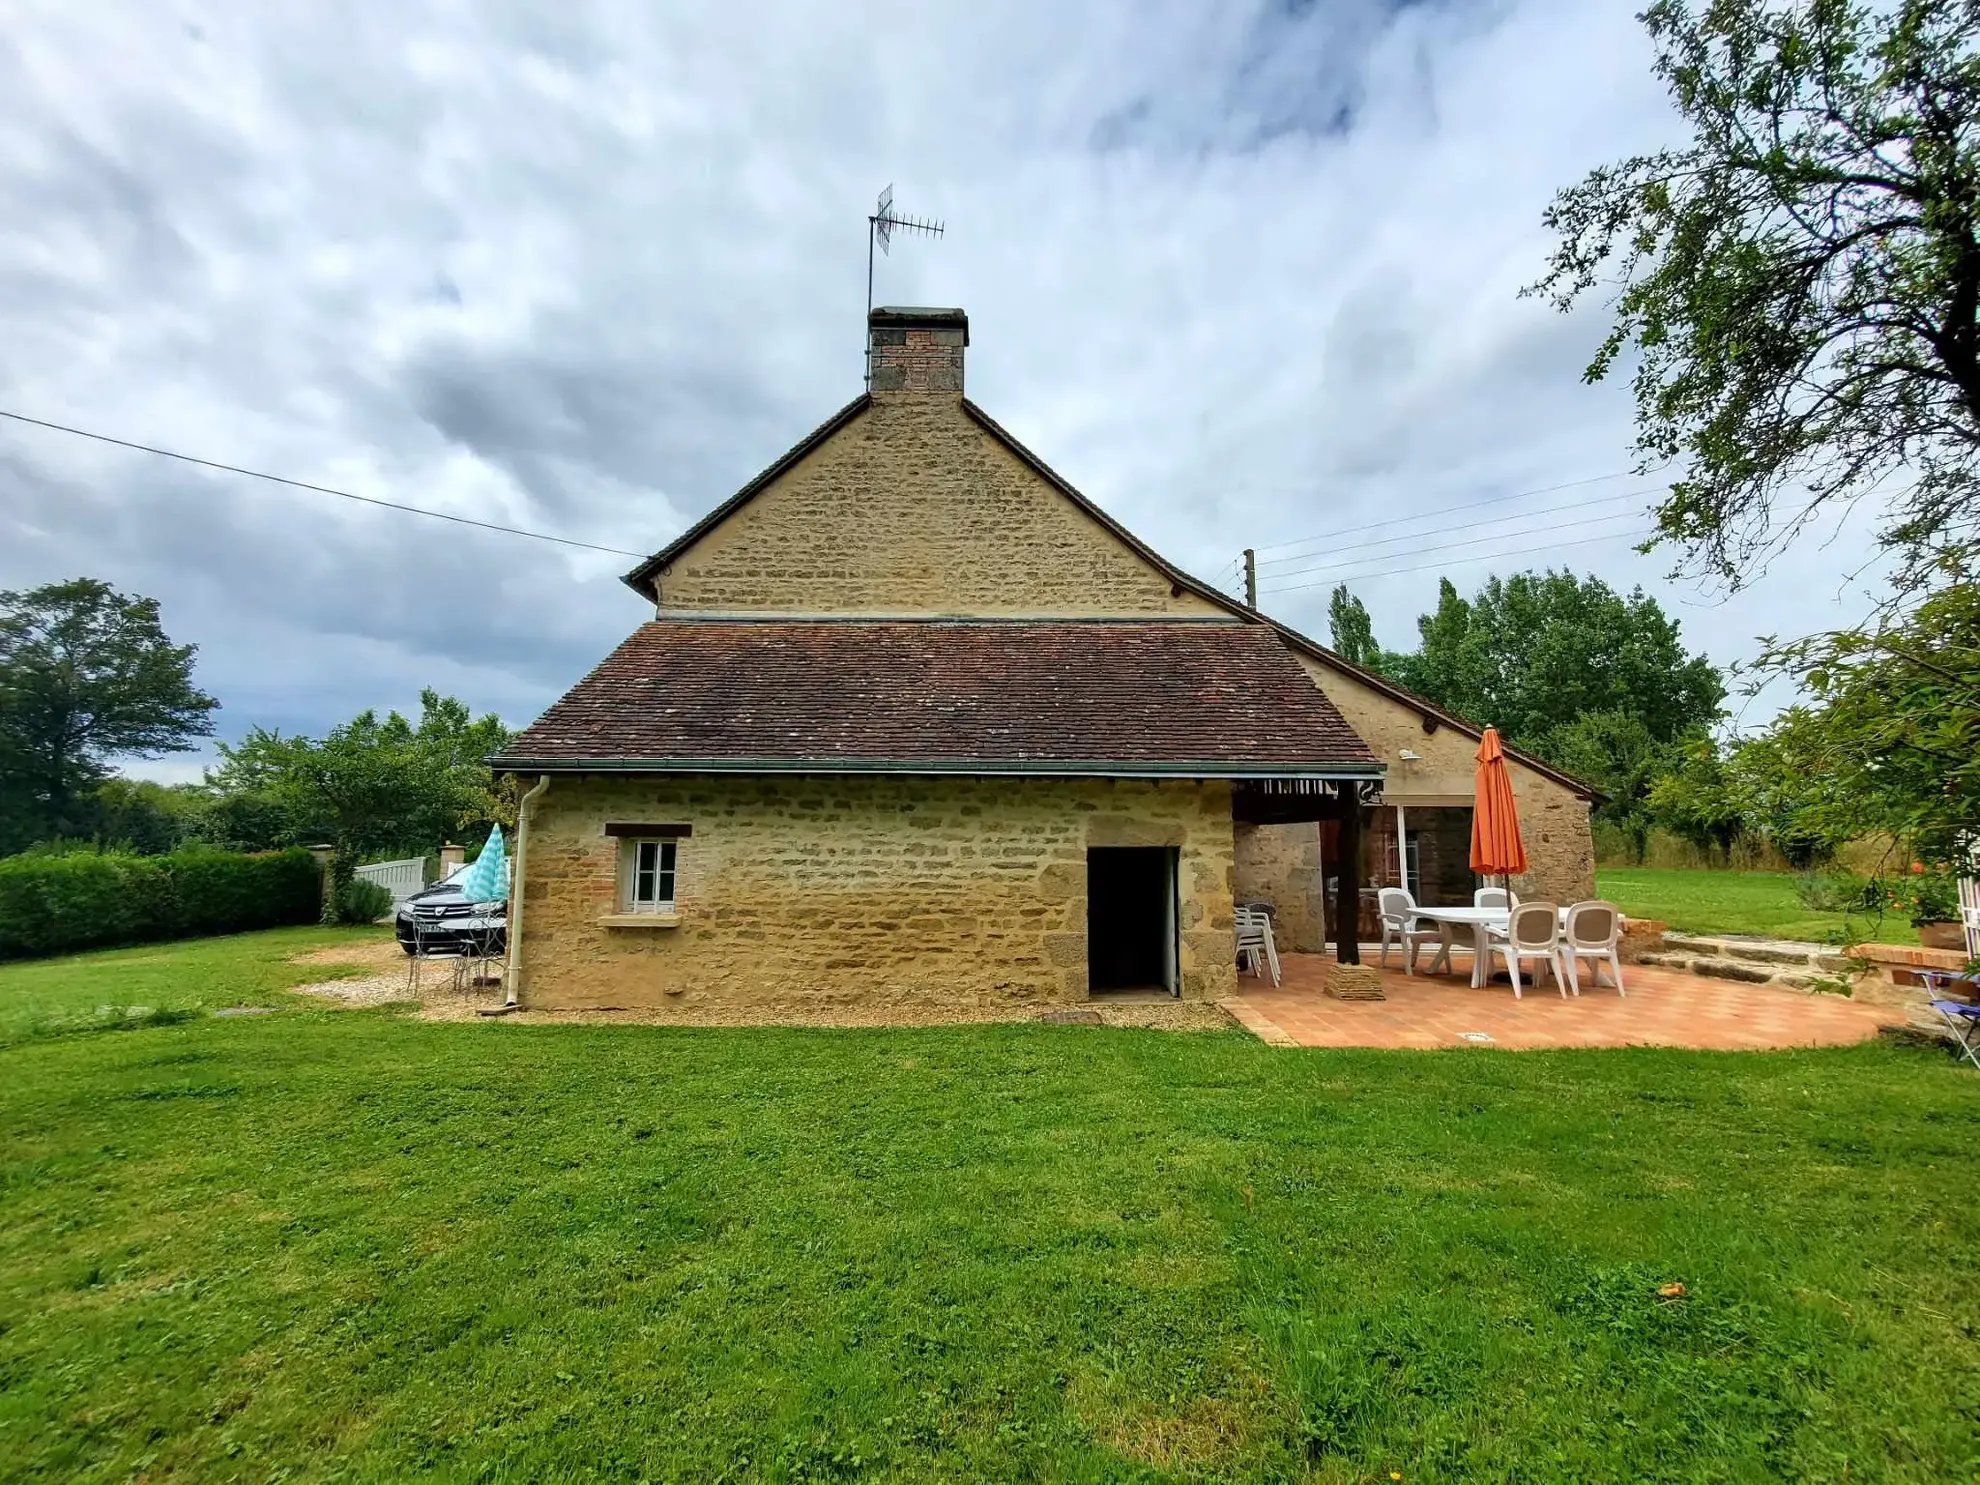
[1530,0,1980,587]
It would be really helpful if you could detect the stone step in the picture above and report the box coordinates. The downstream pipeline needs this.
[1639,951,1772,983]
[1642,935,1951,1011]
[1637,950,1827,991]
[1662,933,1852,973]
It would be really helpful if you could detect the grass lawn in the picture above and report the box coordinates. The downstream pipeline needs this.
[3,931,1977,1482]
[0,923,392,1047]
[1596,867,1918,946]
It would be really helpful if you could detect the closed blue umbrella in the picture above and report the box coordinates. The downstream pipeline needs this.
[457,824,508,903]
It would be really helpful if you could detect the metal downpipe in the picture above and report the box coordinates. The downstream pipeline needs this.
[502,774,550,1009]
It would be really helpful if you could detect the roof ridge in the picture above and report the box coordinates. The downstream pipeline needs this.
[634,614,1253,626]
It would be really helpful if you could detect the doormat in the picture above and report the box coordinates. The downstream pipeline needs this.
[1037,1009,1104,1025]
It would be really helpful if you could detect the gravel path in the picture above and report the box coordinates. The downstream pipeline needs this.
[286,941,1233,1032]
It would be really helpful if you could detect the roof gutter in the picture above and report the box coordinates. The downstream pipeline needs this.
[491,757,1385,781]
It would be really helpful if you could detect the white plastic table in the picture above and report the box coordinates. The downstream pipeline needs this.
[1410,905,1593,988]
[1409,905,1509,988]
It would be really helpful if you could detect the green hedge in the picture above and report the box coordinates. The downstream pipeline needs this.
[0,847,322,960]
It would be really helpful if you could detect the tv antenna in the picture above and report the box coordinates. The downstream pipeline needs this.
[866,185,944,382]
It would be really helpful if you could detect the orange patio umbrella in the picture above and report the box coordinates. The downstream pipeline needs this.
[1470,726,1528,881]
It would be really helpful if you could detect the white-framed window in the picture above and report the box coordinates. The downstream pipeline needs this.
[622,839,678,913]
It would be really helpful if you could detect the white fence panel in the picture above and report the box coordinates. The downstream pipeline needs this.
[357,857,426,905]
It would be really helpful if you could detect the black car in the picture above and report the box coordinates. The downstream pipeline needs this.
[395,877,507,956]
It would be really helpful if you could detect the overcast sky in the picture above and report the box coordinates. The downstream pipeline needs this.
[1,0,1895,782]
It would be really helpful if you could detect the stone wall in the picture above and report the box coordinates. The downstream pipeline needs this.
[516,774,1238,1015]
[1292,653,1597,906]
[1232,822,1326,952]
[652,396,1229,617]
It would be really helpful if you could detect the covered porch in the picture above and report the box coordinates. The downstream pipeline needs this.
[1233,781,1476,956]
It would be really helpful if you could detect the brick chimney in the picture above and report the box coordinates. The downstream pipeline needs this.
[867,306,967,394]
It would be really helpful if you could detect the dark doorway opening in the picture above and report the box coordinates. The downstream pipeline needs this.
[1086,847,1178,995]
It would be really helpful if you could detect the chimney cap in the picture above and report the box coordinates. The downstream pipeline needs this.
[869,305,968,344]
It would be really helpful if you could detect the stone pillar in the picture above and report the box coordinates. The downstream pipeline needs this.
[440,843,466,875]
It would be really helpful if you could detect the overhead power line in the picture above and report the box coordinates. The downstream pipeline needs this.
[1255,485,1667,580]
[0,408,647,558]
[1257,507,1651,591]
[1260,526,1659,594]
[1251,468,1648,563]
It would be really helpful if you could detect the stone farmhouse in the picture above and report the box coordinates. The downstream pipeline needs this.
[493,307,1598,1015]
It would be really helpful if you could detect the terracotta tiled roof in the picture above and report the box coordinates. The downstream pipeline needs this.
[496,620,1380,775]
[615,393,1598,799]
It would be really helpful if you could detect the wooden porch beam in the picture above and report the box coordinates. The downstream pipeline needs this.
[1335,799,1362,966]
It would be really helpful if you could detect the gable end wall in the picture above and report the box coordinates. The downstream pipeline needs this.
[653,397,1228,616]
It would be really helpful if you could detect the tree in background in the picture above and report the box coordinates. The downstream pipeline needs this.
[1647,738,1750,864]
[87,778,208,856]
[1384,571,1725,754]
[208,689,511,908]
[0,579,218,853]
[1326,585,1383,666]
[1722,724,1855,869]
[1754,575,1980,863]
[1540,709,1670,861]
[1531,0,1980,587]
[191,787,293,855]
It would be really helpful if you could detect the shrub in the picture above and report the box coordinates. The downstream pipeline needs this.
[1793,870,1877,914]
[1879,867,1961,925]
[329,877,394,926]
[0,847,322,960]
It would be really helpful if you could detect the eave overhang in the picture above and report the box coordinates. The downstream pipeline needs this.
[491,756,1388,781]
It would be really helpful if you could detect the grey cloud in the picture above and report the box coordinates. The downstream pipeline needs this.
[0,0,1880,770]
[400,336,796,528]
[1089,0,1467,154]
[1,443,626,701]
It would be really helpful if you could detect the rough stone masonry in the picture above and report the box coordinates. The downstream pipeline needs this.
[501,303,1597,1015]
[517,775,1239,1013]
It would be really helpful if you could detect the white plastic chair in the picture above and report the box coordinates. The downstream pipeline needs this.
[1490,901,1566,999]
[1235,906,1281,986]
[1474,886,1513,910]
[1960,876,1980,960]
[1377,886,1439,976]
[1560,901,1625,996]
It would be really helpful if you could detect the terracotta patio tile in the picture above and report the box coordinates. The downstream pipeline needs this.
[1232,953,1904,1052]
